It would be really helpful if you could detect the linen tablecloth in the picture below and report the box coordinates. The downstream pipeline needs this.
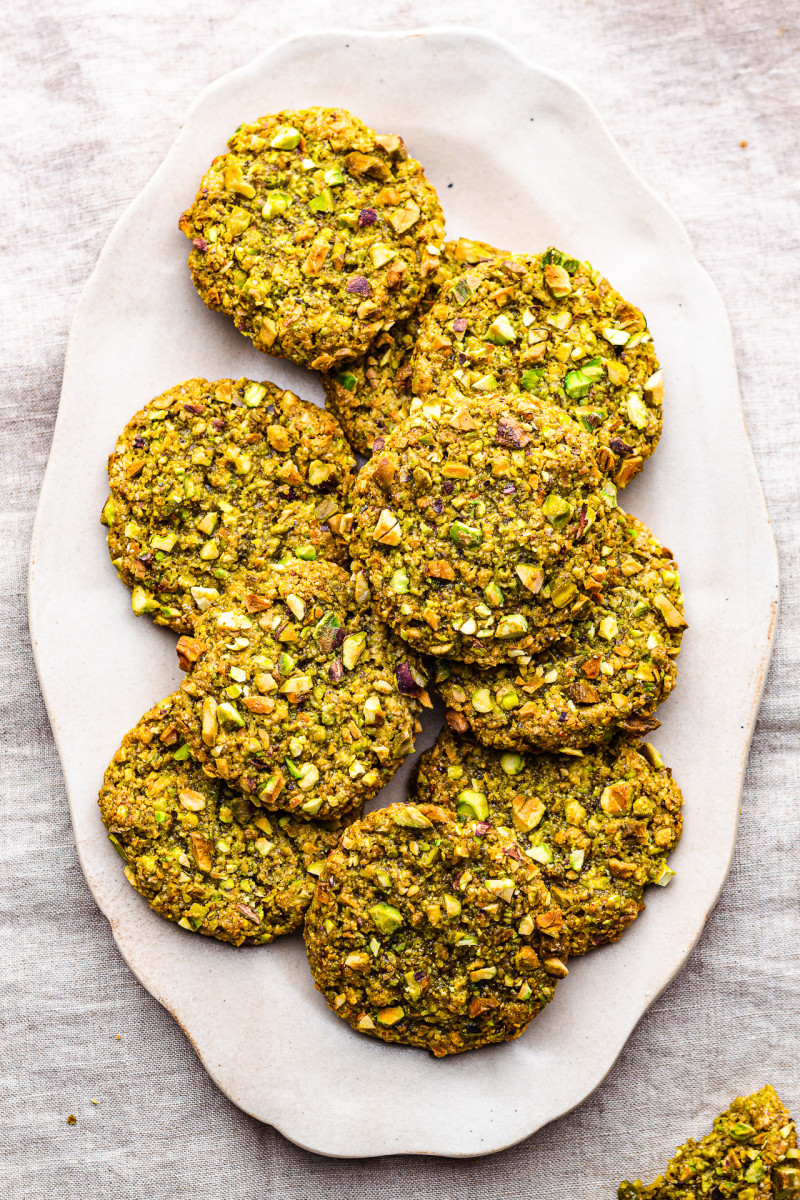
[2,1,798,1195]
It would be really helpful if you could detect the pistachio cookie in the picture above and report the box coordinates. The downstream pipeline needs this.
[413,728,682,956]
[439,511,686,751]
[175,561,426,819]
[179,107,445,369]
[618,1086,800,1199]
[304,802,569,1056]
[322,238,504,455]
[347,390,617,666]
[412,248,663,486]
[99,693,355,946]
[102,378,356,635]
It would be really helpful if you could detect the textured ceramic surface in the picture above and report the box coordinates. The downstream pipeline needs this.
[29,28,778,1158]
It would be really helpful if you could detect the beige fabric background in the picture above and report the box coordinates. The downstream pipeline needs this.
[2,1,798,1196]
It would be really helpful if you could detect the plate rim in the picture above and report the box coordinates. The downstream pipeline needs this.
[28,24,780,1159]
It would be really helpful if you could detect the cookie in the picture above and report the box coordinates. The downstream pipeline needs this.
[304,802,569,1056]
[348,390,617,665]
[438,511,686,751]
[412,248,663,486]
[174,561,427,818]
[102,377,356,635]
[413,727,682,956]
[179,107,445,368]
[99,693,353,945]
[321,238,504,455]
[618,1086,800,1199]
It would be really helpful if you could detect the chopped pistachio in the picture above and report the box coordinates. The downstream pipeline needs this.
[626,392,649,429]
[369,902,403,935]
[471,688,493,713]
[449,519,483,547]
[527,844,553,865]
[499,752,525,776]
[495,614,528,639]
[485,314,516,344]
[456,789,489,821]
[342,631,367,669]
[269,125,301,149]
[542,493,572,527]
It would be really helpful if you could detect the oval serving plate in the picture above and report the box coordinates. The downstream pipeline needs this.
[29,27,778,1158]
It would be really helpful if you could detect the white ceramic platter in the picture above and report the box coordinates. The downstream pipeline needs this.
[29,28,778,1158]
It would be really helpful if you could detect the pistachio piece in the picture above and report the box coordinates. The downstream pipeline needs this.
[598,615,618,640]
[262,190,292,219]
[342,631,367,669]
[469,966,497,982]
[369,902,403,935]
[269,125,301,149]
[471,688,493,713]
[600,782,632,815]
[527,844,553,864]
[544,263,572,296]
[449,519,483,548]
[654,593,688,629]
[495,614,528,639]
[485,314,516,344]
[626,392,649,429]
[216,701,245,728]
[201,698,218,747]
[542,493,572,527]
[392,805,433,829]
[550,578,577,608]
[285,593,306,621]
[178,789,206,812]
[372,508,402,546]
[515,563,544,593]
[375,1006,405,1026]
[500,752,525,776]
[456,790,489,821]
[512,795,545,833]
[485,878,515,902]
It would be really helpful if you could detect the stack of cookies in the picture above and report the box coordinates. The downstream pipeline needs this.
[98,106,686,1056]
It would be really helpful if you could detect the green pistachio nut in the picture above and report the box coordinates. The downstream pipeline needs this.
[262,190,292,219]
[337,371,357,392]
[528,844,553,865]
[564,369,593,400]
[309,188,335,213]
[495,614,528,639]
[323,165,345,186]
[269,125,301,149]
[485,314,516,345]
[521,369,543,391]
[626,393,649,429]
[471,688,493,713]
[542,493,573,527]
[456,790,489,821]
[499,752,525,776]
[216,702,244,728]
[369,902,403,935]
[243,382,266,407]
[131,586,158,616]
[449,519,483,548]
[390,568,410,594]
[484,581,503,606]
